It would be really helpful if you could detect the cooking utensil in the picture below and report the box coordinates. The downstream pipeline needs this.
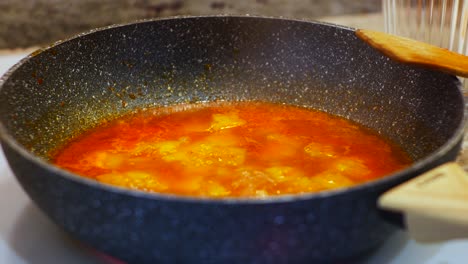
[355,29,468,243]
[0,16,465,263]
[356,29,468,78]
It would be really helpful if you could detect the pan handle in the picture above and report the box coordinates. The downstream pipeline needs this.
[379,162,468,243]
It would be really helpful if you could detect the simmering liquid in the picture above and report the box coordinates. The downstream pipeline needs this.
[52,101,412,198]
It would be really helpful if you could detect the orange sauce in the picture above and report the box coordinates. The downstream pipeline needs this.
[52,101,412,198]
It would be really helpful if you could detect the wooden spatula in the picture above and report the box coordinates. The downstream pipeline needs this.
[356,29,468,243]
[356,29,468,78]
[379,163,468,242]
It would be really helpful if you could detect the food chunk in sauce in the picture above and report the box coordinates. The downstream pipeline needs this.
[52,101,412,198]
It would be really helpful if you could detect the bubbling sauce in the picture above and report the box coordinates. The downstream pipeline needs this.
[52,101,412,198]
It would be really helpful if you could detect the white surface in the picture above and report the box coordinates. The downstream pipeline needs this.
[1,54,468,264]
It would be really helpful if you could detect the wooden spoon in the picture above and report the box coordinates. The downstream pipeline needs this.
[356,29,468,78]
[356,29,468,243]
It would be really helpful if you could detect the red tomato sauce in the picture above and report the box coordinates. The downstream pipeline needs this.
[52,101,412,198]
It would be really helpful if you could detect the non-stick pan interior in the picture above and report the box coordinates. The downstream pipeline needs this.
[0,16,464,161]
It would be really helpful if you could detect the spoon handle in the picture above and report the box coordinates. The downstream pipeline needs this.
[356,29,468,78]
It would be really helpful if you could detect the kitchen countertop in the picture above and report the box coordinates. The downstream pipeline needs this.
[0,0,381,49]
[1,13,467,264]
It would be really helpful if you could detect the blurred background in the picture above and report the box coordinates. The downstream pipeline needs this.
[0,0,381,50]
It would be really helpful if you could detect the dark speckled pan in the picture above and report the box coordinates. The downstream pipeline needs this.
[0,16,465,263]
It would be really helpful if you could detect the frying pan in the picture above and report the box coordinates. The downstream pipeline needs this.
[0,16,465,263]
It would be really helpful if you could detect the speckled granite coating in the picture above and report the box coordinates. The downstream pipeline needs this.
[0,17,464,263]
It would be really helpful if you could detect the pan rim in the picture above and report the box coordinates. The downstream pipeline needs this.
[0,15,466,205]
